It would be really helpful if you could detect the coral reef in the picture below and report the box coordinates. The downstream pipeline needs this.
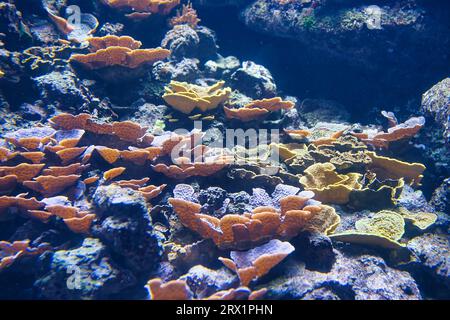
[0,0,448,301]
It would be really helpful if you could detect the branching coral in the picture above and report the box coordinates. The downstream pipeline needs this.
[169,1,200,28]
[163,80,231,114]
[224,97,294,122]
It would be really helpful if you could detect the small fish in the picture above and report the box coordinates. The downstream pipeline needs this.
[168,118,179,122]
[188,114,202,120]
[202,115,215,121]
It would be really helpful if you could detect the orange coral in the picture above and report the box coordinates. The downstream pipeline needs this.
[49,113,153,146]
[70,35,170,70]
[0,175,17,195]
[102,0,180,15]
[138,184,166,200]
[4,127,55,150]
[146,278,266,300]
[153,155,232,179]
[103,167,126,181]
[169,195,331,249]
[224,97,294,122]
[0,194,44,216]
[354,116,425,148]
[0,240,51,271]
[28,204,95,233]
[55,147,87,164]
[23,175,81,197]
[146,278,192,300]
[96,147,121,164]
[169,1,200,28]
[0,163,45,182]
[219,239,294,286]
[42,163,89,176]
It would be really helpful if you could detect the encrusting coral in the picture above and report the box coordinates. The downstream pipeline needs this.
[0,240,51,271]
[146,277,266,300]
[224,97,294,122]
[70,35,170,79]
[101,0,180,16]
[169,194,340,250]
[353,115,425,149]
[329,210,432,252]
[162,80,231,114]
[299,162,363,204]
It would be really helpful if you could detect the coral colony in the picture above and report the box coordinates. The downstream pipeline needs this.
[0,0,449,302]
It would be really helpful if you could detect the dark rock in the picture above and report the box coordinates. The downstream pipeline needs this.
[292,232,336,272]
[92,185,163,274]
[398,185,435,213]
[204,55,240,79]
[34,238,136,299]
[97,22,125,37]
[152,58,200,82]
[230,61,277,98]
[180,265,238,299]
[199,187,228,210]
[127,103,169,132]
[241,0,450,77]
[226,191,251,214]
[161,25,218,62]
[421,78,450,144]
[32,69,90,111]
[430,178,450,214]
[298,99,351,127]
[403,233,450,299]
[261,249,421,300]
[0,3,32,50]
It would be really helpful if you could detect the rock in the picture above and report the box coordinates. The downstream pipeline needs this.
[422,78,450,143]
[152,58,200,82]
[430,178,450,214]
[298,99,351,127]
[204,55,240,79]
[180,265,238,299]
[0,3,32,50]
[161,25,218,62]
[230,61,277,98]
[226,191,251,214]
[199,187,228,216]
[34,238,136,299]
[128,103,169,133]
[92,185,163,274]
[261,250,421,300]
[97,22,125,37]
[241,0,450,74]
[404,233,450,299]
[398,185,435,213]
[33,69,90,111]
[292,232,336,272]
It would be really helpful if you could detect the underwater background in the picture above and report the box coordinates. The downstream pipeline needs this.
[0,0,449,300]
